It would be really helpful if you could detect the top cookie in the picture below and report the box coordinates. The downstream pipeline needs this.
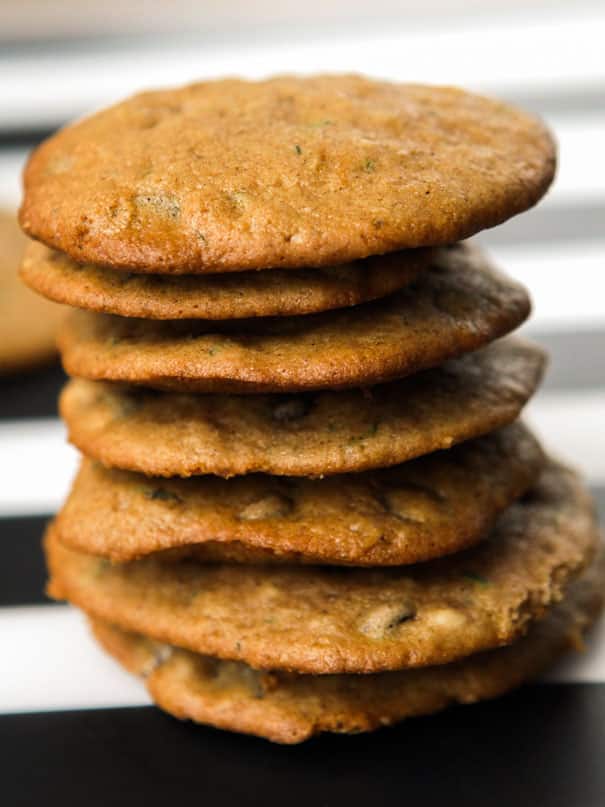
[20,75,556,273]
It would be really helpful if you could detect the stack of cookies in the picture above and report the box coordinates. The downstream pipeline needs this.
[20,76,603,744]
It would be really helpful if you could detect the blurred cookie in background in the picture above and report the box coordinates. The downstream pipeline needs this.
[0,208,64,374]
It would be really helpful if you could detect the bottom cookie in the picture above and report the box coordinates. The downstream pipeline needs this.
[90,553,604,744]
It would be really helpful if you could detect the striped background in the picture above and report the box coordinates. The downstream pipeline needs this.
[0,3,604,804]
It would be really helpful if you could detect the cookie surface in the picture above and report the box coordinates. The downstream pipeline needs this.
[57,244,530,394]
[47,462,598,674]
[55,423,544,566]
[0,209,64,373]
[90,555,605,743]
[21,240,427,319]
[59,338,545,477]
[21,75,555,272]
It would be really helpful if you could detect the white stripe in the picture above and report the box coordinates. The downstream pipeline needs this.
[0,147,25,208]
[541,116,605,204]
[492,242,605,333]
[0,602,602,715]
[0,419,78,517]
[524,391,605,484]
[0,388,604,517]
[0,605,149,713]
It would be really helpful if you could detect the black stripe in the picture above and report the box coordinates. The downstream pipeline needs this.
[2,487,604,608]
[0,128,56,148]
[0,515,51,606]
[479,201,605,248]
[2,685,605,807]
[0,362,65,420]
[524,329,605,392]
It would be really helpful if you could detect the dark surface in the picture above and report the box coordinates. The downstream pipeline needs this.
[0,127,54,148]
[0,515,51,606]
[0,362,65,420]
[1,686,604,807]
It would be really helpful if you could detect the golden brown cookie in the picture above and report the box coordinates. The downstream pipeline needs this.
[55,423,544,566]
[57,244,530,394]
[21,239,428,319]
[90,554,605,743]
[59,338,546,477]
[20,75,555,272]
[47,462,599,674]
[0,209,64,373]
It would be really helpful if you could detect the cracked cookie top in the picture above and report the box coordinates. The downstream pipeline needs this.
[21,75,555,272]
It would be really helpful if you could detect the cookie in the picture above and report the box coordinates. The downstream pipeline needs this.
[21,239,428,319]
[46,462,599,674]
[57,244,530,394]
[20,75,555,273]
[55,423,544,566]
[59,338,545,478]
[0,209,64,373]
[90,554,605,743]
